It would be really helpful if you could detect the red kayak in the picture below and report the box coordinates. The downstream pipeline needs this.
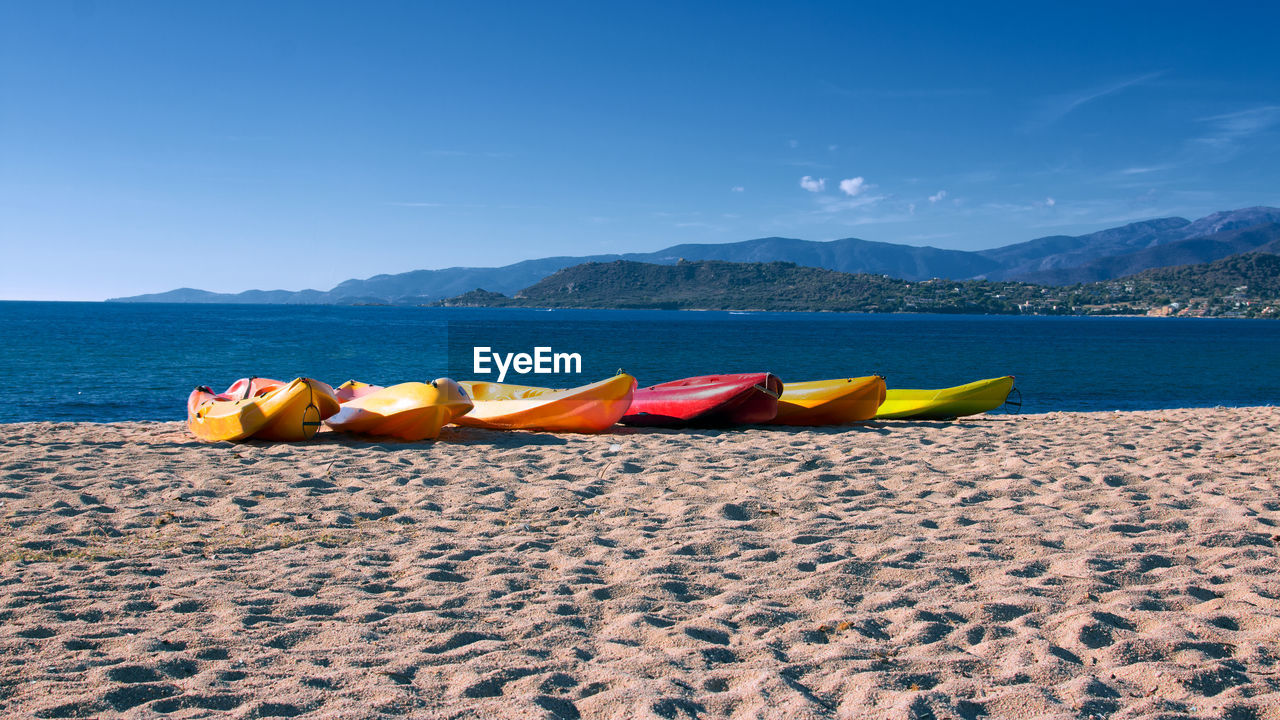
[621,373,783,427]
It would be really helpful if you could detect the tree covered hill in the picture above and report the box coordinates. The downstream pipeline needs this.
[437,254,1280,318]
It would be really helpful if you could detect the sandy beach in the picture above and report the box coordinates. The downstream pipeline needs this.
[2,408,1278,719]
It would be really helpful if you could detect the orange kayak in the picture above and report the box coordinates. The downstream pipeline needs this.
[187,377,340,443]
[455,373,636,433]
[768,376,886,426]
[327,379,473,441]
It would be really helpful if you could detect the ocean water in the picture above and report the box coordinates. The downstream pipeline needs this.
[1,301,1277,422]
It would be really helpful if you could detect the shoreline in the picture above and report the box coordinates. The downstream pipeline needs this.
[3,407,1278,718]
[432,303,1275,319]
[5,299,1277,320]
[4,404,1278,428]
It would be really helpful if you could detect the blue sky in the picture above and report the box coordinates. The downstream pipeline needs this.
[2,2,1278,300]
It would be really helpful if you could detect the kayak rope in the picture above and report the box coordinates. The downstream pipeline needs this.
[1002,387,1023,415]
[301,380,323,439]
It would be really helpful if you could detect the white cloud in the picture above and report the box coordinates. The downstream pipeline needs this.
[384,201,446,207]
[1194,105,1280,148]
[813,193,886,213]
[1030,71,1164,129]
[838,177,867,197]
[908,203,917,215]
[799,176,826,192]
[788,139,799,148]
[928,190,947,204]
[731,186,745,193]
[827,144,839,152]
[985,197,1057,212]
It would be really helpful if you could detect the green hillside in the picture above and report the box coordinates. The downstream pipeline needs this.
[437,254,1280,318]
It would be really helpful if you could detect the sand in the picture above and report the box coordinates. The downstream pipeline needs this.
[1,408,1278,719]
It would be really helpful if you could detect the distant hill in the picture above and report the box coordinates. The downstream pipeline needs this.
[1014,223,1280,285]
[108,206,1280,303]
[625,236,1002,280]
[113,259,618,305]
[320,255,625,303]
[1126,251,1280,296]
[977,217,1191,278]
[438,254,1280,318]
[1176,207,1280,238]
[439,260,1033,313]
[114,287,332,304]
[978,207,1280,280]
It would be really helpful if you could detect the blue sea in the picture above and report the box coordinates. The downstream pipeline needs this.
[1,301,1277,422]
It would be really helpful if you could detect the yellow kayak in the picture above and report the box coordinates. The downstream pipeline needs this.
[455,373,637,432]
[187,377,341,443]
[327,379,473,441]
[876,376,1016,419]
[769,376,886,426]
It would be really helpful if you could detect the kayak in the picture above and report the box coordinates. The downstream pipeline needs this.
[187,377,340,443]
[621,373,783,427]
[876,376,1016,419]
[455,373,637,432]
[769,375,886,426]
[327,379,473,441]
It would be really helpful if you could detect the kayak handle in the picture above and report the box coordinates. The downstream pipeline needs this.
[1002,387,1023,415]
[753,383,781,399]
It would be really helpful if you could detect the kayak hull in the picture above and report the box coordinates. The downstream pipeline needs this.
[327,379,473,441]
[187,377,340,443]
[621,373,783,427]
[876,376,1015,419]
[455,374,636,433]
[769,376,886,426]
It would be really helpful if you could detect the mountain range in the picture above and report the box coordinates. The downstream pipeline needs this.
[109,207,1280,304]
[436,253,1280,318]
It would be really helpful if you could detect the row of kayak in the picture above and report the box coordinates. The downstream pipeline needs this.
[187,373,1017,443]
